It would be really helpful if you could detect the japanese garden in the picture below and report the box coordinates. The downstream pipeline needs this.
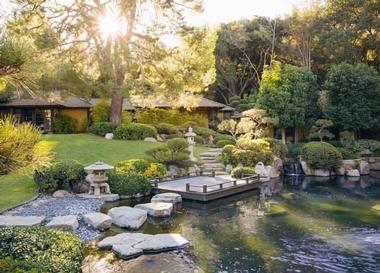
[0,0,380,272]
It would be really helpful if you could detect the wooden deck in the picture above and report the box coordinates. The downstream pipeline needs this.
[153,175,261,202]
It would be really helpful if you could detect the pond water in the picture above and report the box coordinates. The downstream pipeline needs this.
[101,173,380,273]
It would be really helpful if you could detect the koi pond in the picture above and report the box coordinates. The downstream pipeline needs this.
[100,173,380,273]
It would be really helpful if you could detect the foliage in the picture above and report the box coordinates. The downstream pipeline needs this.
[0,227,84,273]
[107,172,151,196]
[214,134,235,143]
[262,137,288,159]
[309,119,334,141]
[0,116,49,174]
[135,109,208,127]
[33,160,86,193]
[325,63,380,131]
[115,159,167,179]
[218,119,238,140]
[231,166,256,178]
[229,94,257,112]
[114,123,157,140]
[146,138,190,167]
[216,139,235,148]
[220,145,237,166]
[89,122,116,136]
[339,131,355,149]
[155,123,180,135]
[300,142,342,170]
[353,139,380,153]
[237,108,277,139]
[337,148,359,160]
[92,99,110,122]
[167,138,189,154]
[287,143,305,159]
[0,257,45,273]
[52,114,76,134]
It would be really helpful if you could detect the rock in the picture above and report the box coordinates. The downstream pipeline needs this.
[144,137,157,142]
[255,162,270,178]
[188,164,201,175]
[156,134,164,142]
[151,193,182,205]
[72,180,90,193]
[134,234,189,253]
[46,215,78,231]
[134,203,173,217]
[97,233,153,250]
[52,190,72,198]
[347,169,360,177]
[225,164,233,174]
[168,165,181,177]
[359,160,370,175]
[83,212,112,231]
[0,216,45,227]
[78,193,120,202]
[342,160,358,169]
[112,244,143,260]
[300,161,312,175]
[107,206,147,229]
[105,133,114,140]
[314,169,331,177]
[336,167,346,176]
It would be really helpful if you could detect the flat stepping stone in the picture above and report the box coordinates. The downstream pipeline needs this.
[107,206,147,229]
[46,215,78,231]
[112,244,143,260]
[97,233,153,250]
[78,193,120,202]
[0,216,45,227]
[151,193,182,204]
[83,212,112,231]
[134,203,173,217]
[134,234,189,253]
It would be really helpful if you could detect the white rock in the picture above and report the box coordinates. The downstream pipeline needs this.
[46,215,78,231]
[314,169,331,177]
[52,190,72,198]
[83,212,112,231]
[144,137,157,142]
[359,160,370,175]
[112,244,143,260]
[134,234,189,253]
[0,216,45,227]
[347,169,360,177]
[107,206,147,229]
[97,233,153,250]
[151,193,182,205]
[105,133,114,140]
[134,203,173,217]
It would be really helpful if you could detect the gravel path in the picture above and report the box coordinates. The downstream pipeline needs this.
[4,195,105,242]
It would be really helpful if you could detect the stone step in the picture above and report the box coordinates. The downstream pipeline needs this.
[202,163,224,168]
[201,160,219,164]
[203,171,228,176]
[201,154,221,158]
[207,148,223,152]
[203,167,225,172]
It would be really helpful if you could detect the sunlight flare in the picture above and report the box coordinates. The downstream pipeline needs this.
[98,7,127,40]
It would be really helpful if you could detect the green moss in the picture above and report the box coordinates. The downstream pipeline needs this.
[265,203,287,216]
[371,204,380,211]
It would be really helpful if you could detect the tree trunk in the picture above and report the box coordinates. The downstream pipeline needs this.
[281,128,286,144]
[294,127,299,143]
[110,89,123,124]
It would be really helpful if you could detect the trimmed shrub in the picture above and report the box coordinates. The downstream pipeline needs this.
[235,138,273,165]
[146,139,190,167]
[287,143,305,159]
[114,123,157,140]
[215,134,235,143]
[156,123,180,135]
[337,148,360,160]
[92,99,110,122]
[167,138,188,153]
[300,142,342,170]
[89,122,116,136]
[220,144,237,165]
[52,114,76,134]
[340,131,355,149]
[231,166,255,178]
[216,139,235,148]
[262,138,288,159]
[34,160,86,193]
[0,227,84,273]
[107,172,151,196]
[354,139,380,153]
[116,159,167,178]
[121,111,133,124]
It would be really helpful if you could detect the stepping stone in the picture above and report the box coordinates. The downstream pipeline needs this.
[83,212,112,231]
[151,193,182,205]
[112,244,143,260]
[97,233,153,250]
[134,203,173,217]
[46,215,78,231]
[134,234,189,253]
[0,216,45,227]
[107,206,147,229]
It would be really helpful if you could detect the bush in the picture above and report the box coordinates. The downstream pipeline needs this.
[167,138,188,153]
[235,138,273,166]
[0,227,84,273]
[231,166,255,178]
[220,145,237,165]
[107,172,151,196]
[34,160,86,193]
[146,139,190,167]
[337,148,359,160]
[114,123,157,140]
[215,134,235,143]
[340,131,355,149]
[116,159,167,178]
[287,143,305,159]
[52,114,76,134]
[300,142,342,170]
[92,99,110,122]
[373,149,380,157]
[216,139,235,148]
[262,138,288,159]
[156,123,180,135]
[353,139,380,153]
[89,122,116,136]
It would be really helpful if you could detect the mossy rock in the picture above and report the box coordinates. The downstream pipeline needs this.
[371,204,380,212]
[265,203,287,216]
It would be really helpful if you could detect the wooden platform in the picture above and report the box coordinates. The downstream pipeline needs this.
[153,175,261,202]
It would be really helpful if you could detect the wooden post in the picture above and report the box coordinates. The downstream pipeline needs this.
[219,183,223,190]
[246,178,249,184]
[186,183,190,192]
[233,180,237,186]
[203,184,207,193]
[212,170,215,177]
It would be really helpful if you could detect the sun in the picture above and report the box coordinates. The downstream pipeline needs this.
[98,7,126,40]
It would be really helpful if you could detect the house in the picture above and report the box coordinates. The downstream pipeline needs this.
[0,97,91,132]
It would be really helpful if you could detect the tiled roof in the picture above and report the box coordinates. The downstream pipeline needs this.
[0,97,92,108]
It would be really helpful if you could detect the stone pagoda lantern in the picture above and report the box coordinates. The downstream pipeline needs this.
[185,127,197,162]
[84,162,114,196]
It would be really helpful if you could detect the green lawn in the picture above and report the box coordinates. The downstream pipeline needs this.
[0,133,209,211]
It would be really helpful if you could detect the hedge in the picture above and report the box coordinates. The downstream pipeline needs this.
[115,159,167,179]
[89,122,116,136]
[52,115,76,134]
[231,166,255,178]
[300,141,342,170]
[114,123,157,140]
[107,172,151,196]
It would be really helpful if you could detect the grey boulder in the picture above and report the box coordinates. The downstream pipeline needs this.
[0,216,45,227]
[46,215,78,231]
[134,234,190,253]
[83,212,112,231]
[151,193,182,205]
[107,206,147,229]
[134,202,173,217]
[112,244,143,259]
[97,233,153,250]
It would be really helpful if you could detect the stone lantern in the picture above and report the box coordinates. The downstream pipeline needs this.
[84,162,114,196]
[184,127,197,162]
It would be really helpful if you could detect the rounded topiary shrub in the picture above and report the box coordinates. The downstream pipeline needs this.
[107,172,152,196]
[0,227,84,273]
[231,166,255,178]
[300,142,342,170]
[216,139,235,148]
[115,159,167,178]
[89,122,116,136]
[155,123,180,135]
[114,123,157,140]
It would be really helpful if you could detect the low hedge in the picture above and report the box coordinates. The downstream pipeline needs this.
[0,227,84,273]
[231,166,255,178]
[300,141,342,170]
[116,159,167,179]
[89,122,116,136]
[114,123,157,140]
[34,160,86,193]
[107,172,151,196]
[155,123,180,135]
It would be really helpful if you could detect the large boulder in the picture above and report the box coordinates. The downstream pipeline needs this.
[300,161,331,177]
[0,216,45,227]
[134,234,189,253]
[151,193,182,205]
[134,203,173,217]
[107,206,147,229]
[347,169,360,177]
[168,165,181,177]
[46,215,78,231]
[84,212,112,231]
[359,160,370,175]
[313,169,331,177]
[97,233,153,250]
[52,190,72,198]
